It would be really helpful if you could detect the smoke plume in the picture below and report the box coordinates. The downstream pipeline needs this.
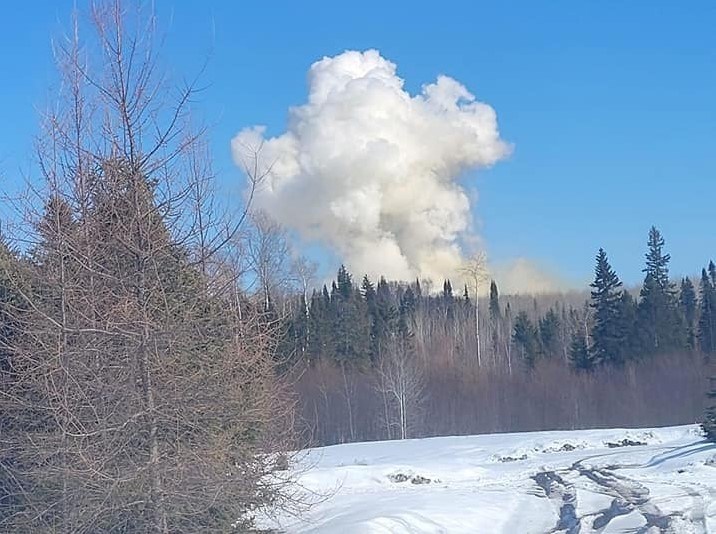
[232,49,510,283]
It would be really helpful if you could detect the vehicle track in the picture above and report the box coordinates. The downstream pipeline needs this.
[532,471,580,534]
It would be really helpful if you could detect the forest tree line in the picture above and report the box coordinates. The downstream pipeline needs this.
[250,222,715,445]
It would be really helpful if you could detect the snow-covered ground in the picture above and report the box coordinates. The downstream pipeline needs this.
[259,425,716,533]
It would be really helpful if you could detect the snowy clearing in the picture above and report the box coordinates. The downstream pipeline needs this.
[259,425,716,533]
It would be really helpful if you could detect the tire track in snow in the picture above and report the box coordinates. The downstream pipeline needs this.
[531,471,580,534]
[575,465,671,533]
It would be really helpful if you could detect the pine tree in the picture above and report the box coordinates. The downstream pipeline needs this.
[589,248,628,364]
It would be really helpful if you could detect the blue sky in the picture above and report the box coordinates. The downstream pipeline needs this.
[1,1,714,287]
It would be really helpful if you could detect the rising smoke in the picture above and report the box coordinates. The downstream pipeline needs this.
[232,49,530,288]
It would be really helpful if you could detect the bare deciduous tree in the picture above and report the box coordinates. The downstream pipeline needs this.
[0,3,296,532]
[460,252,488,368]
[375,336,425,440]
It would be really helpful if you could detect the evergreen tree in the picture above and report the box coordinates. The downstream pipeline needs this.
[617,290,638,359]
[307,286,332,360]
[698,268,716,354]
[361,275,376,300]
[488,280,501,356]
[589,248,627,364]
[331,267,371,364]
[680,277,698,350]
[442,279,453,300]
[569,332,594,371]
[538,308,561,359]
[644,226,670,288]
[442,279,455,321]
[336,264,353,300]
[488,280,500,319]
[364,276,398,361]
[513,311,539,367]
[398,286,417,338]
[376,277,398,335]
[634,227,686,356]
[284,294,309,363]
[362,275,379,361]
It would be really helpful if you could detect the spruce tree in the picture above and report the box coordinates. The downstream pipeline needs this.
[331,267,371,364]
[313,285,334,359]
[488,280,500,319]
[617,290,638,358]
[364,276,398,361]
[362,275,379,361]
[644,226,670,288]
[488,280,501,356]
[398,286,417,338]
[634,227,686,356]
[589,248,628,364]
[336,264,353,300]
[513,311,539,367]
[538,308,561,359]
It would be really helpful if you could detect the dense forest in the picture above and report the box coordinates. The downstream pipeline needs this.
[245,220,715,446]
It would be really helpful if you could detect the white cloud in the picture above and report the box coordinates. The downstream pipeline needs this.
[232,49,511,283]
